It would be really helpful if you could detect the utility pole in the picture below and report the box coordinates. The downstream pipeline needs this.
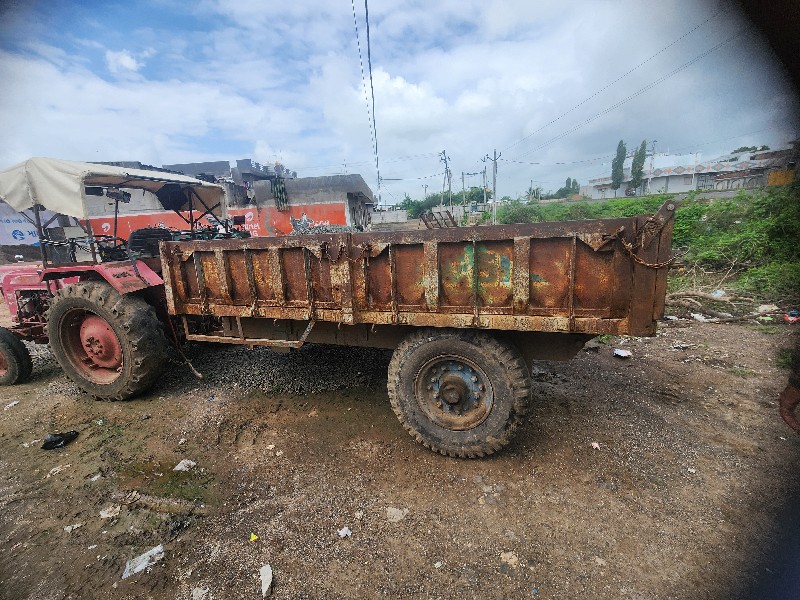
[461,172,466,206]
[691,151,699,189]
[439,150,452,207]
[422,184,428,200]
[647,140,657,195]
[482,167,487,205]
[483,150,500,224]
[528,179,533,203]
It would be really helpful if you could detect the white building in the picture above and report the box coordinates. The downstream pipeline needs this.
[586,146,797,199]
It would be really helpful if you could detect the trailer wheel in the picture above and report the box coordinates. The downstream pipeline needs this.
[388,329,530,458]
[0,326,33,385]
[47,281,168,400]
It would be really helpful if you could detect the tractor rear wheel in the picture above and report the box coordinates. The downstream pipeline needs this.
[0,326,33,385]
[47,281,168,400]
[387,329,531,458]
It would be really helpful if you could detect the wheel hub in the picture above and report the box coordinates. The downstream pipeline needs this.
[416,357,493,430]
[79,315,123,369]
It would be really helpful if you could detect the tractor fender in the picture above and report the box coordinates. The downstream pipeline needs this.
[41,260,163,294]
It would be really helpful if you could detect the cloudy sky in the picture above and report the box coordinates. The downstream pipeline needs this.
[0,0,797,204]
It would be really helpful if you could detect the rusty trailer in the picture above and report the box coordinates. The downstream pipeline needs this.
[158,201,678,457]
[0,157,677,458]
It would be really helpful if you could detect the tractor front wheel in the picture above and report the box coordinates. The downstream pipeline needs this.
[47,282,168,400]
[0,326,33,385]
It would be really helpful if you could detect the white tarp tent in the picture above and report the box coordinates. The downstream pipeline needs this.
[0,157,225,220]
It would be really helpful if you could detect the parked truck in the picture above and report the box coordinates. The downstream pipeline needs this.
[0,157,678,457]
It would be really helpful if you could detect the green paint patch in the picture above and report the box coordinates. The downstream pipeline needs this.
[530,274,547,283]
[117,460,213,503]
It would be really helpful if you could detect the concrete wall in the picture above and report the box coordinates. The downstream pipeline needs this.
[371,209,408,224]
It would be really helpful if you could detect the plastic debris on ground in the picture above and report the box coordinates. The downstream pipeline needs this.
[173,459,196,472]
[386,507,408,523]
[191,587,209,600]
[250,533,259,542]
[690,313,712,322]
[260,564,273,597]
[4,401,19,410]
[665,315,679,321]
[785,310,800,324]
[711,289,725,298]
[500,551,520,568]
[337,526,352,538]
[757,304,779,314]
[434,561,443,569]
[100,505,121,519]
[591,442,601,450]
[47,464,69,478]
[41,431,79,450]
[64,523,82,533]
[121,544,165,579]
[613,349,632,358]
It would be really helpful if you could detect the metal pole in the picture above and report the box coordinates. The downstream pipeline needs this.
[647,140,657,194]
[492,149,498,225]
[482,167,487,205]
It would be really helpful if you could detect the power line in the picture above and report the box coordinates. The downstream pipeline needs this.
[363,0,381,202]
[296,152,439,172]
[513,30,743,160]
[350,0,379,197]
[503,5,725,154]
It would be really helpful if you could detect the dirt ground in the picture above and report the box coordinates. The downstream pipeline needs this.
[0,319,798,600]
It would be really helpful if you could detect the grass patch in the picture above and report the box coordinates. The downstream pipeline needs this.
[751,325,782,335]
[777,348,795,370]
[118,460,213,503]
[727,367,755,377]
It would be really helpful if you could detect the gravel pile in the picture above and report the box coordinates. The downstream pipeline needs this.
[289,213,359,235]
[289,223,358,235]
[163,342,393,396]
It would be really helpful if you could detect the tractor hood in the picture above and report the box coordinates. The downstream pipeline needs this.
[0,157,225,219]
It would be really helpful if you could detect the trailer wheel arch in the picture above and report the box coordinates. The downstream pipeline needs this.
[387,328,530,458]
[0,326,33,385]
[46,281,168,400]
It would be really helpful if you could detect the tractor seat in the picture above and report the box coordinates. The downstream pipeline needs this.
[128,227,174,257]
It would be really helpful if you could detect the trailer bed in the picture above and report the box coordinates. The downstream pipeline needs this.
[161,202,677,339]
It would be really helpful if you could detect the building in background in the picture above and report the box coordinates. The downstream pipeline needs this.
[586,144,797,199]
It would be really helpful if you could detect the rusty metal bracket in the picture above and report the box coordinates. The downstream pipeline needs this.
[638,201,679,250]
[184,319,317,349]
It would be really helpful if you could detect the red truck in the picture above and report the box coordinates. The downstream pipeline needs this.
[0,157,678,457]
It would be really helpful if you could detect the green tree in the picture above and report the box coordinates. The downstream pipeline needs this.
[611,140,627,197]
[630,139,647,191]
[571,178,580,194]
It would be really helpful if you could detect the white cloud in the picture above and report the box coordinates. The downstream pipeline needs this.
[105,49,143,74]
[0,0,797,201]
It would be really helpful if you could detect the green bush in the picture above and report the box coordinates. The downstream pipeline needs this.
[496,184,800,302]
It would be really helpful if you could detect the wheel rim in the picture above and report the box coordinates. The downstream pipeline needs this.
[0,350,7,377]
[60,309,123,384]
[414,355,494,431]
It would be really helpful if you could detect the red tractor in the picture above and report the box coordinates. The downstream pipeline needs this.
[0,158,243,398]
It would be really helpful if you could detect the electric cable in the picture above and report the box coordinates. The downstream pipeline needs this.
[513,30,743,160]
[503,5,725,154]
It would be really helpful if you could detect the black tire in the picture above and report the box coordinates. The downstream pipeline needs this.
[0,326,33,385]
[387,329,530,458]
[46,281,168,400]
